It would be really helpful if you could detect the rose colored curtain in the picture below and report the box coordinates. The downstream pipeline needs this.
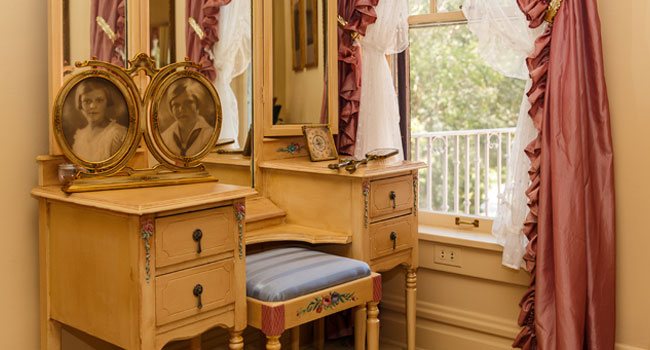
[186,0,232,81]
[90,0,125,67]
[513,0,616,349]
[336,0,379,156]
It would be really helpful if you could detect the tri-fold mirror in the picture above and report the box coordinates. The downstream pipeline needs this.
[51,0,340,188]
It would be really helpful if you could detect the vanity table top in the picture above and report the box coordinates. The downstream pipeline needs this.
[32,182,257,215]
[259,156,426,178]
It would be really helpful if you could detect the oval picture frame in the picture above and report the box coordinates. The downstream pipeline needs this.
[53,69,141,175]
[148,69,222,167]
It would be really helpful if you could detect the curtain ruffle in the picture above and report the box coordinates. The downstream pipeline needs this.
[197,0,232,81]
[512,1,551,348]
[337,0,379,156]
[110,0,125,66]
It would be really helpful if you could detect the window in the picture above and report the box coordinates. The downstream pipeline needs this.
[405,1,525,221]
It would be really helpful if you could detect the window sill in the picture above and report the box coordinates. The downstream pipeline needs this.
[418,224,503,253]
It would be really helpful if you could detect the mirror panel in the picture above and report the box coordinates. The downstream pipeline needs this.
[272,0,326,125]
[64,0,128,69]
[149,0,254,187]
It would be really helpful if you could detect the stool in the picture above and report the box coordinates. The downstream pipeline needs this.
[246,247,382,350]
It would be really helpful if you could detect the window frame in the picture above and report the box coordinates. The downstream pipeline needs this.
[401,2,495,233]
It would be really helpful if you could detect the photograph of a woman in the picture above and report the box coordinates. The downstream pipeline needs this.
[62,78,129,162]
[158,78,216,157]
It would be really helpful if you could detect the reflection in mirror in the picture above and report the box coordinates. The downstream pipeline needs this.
[272,0,326,125]
[64,0,128,69]
[150,0,252,150]
[149,0,176,68]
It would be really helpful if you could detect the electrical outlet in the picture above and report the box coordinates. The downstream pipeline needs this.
[434,245,462,267]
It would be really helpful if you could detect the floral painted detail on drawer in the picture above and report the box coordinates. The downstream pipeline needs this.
[234,202,246,259]
[140,217,154,283]
[277,143,304,154]
[296,291,357,317]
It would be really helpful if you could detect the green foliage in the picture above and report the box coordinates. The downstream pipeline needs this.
[410,24,524,133]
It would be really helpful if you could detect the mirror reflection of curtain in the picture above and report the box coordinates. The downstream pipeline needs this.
[336,0,379,156]
[186,0,232,81]
[354,0,408,160]
[211,0,251,147]
[90,0,125,66]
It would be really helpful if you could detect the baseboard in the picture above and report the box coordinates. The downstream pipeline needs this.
[380,293,648,350]
[381,293,519,339]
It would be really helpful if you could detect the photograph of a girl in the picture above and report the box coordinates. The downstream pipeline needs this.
[158,78,216,157]
[62,78,129,162]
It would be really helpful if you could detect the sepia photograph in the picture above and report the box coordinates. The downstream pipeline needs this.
[155,77,218,158]
[60,77,130,163]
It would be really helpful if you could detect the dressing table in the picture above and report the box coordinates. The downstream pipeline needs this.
[40,0,423,349]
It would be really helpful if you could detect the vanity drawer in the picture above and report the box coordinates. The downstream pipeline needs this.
[369,217,415,260]
[155,260,235,326]
[369,175,414,220]
[155,206,235,269]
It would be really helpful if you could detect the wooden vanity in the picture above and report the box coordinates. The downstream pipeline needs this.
[32,183,255,350]
[252,156,424,349]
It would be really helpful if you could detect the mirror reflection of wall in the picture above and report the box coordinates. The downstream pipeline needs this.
[64,0,127,69]
[149,0,252,150]
[273,0,326,125]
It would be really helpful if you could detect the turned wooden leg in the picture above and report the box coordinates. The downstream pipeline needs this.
[354,305,367,350]
[291,327,300,350]
[314,318,325,350]
[229,330,244,350]
[189,335,201,350]
[366,302,380,350]
[266,335,282,350]
[42,319,61,350]
[405,268,417,350]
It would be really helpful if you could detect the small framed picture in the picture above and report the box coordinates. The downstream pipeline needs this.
[150,70,222,166]
[302,124,338,162]
[53,69,140,174]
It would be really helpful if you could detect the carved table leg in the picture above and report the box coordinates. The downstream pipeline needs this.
[354,305,367,350]
[366,301,380,350]
[405,268,417,350]
[314,318,325,350]
[229,330,244,350]
[266,335,282,350]
[42,319,61,350]
[189,335,201,350]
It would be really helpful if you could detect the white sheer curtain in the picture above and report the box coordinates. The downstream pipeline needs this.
[211,0,251,147]
[462,0,545,269]
[354,0,409,160]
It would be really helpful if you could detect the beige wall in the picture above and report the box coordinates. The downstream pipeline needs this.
[4,0,650,349]
[0,0,49,349]
[383,1,650,349]
[600,0,650,348]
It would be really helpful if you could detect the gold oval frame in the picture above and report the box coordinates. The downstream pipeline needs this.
[52,69,141,175]
[148,69,223,168]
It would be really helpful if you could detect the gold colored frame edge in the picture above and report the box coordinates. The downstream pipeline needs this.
[263,0,338,137]
[52,68,142,175]
[302,124,338,162]
[148,69,224,167]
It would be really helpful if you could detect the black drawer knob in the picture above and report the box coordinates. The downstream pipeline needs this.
[192,229,203,254]
[389,191,397,209]
[193,284,204,309]
[390,231,398,250]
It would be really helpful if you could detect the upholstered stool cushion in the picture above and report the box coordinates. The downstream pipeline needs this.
[246,247,371,302]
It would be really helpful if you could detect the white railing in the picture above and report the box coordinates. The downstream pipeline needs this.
[412,127,516,218]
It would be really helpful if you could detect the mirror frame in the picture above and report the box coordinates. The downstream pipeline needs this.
[261,0,338,137]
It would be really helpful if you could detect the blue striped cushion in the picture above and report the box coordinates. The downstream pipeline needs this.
[246,247,371,302]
